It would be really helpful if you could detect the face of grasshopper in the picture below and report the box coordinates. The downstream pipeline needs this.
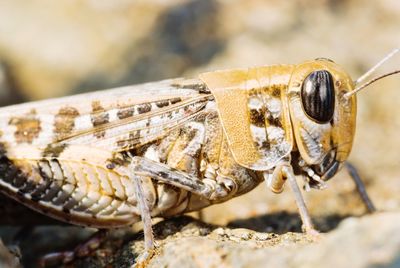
[287,59,356,184]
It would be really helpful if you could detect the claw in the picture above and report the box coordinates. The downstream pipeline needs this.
[132,248,156,268]
[305,227,321,242]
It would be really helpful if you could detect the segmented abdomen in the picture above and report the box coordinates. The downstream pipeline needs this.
[0,156,140,228]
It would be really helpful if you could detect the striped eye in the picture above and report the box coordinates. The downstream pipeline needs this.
[301,70,335,123]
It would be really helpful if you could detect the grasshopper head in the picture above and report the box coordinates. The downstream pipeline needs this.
[288,49,399,188]
[288,59,356,187]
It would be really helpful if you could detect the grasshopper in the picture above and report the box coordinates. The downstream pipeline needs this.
[0,49,399,266]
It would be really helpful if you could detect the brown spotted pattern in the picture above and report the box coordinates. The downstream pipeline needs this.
[155,100,169,108]
[91,101,109,138]
[270,85,281,97]
[54,106,80,139]
[42,144,67,158]
[91,101,110,127]
[249,107,267,128]
[116,98,182,120]
[117,107,135,120]
[137,103,152,114]
[8,109,41,144]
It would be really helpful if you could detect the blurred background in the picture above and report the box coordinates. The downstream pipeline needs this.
[0,0,399,265]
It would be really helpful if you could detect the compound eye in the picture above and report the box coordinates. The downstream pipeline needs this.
[301,70,335,123]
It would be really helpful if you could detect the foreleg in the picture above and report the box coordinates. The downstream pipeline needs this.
[281,165,318,235]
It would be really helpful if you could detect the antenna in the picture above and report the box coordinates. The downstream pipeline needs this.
[344,48,400,98]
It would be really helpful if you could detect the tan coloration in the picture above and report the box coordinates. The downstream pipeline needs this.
[91,100,105,113]
[287,60,356,165]
[199,65,294,171]
[54,106,80,139]
[201,111,224,166]
[216,136,261,197]
[9,109,41,144]
[166,123,203,177]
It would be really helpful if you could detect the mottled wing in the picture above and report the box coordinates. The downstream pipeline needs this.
[0,78,211,155]
[199,65,295,170]
[51,96,210,154]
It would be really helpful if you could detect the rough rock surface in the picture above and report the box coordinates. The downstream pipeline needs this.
[42,213,399,268]
[145,213,400,268]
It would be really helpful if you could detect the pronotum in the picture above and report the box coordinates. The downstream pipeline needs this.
[0,49,398,266]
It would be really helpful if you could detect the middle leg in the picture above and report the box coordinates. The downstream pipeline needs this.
[345,162,376,213]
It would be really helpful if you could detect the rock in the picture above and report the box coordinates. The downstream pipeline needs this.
[55,213,398,267]
[124,213,400,268]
